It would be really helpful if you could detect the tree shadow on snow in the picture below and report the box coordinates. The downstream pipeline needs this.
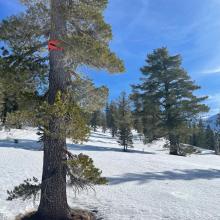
[0,139,41,151]
[67,143,155,155]
[90,132,116,140]
[88,139,117,145]
[0,138,155,155]
[108,169,220,185]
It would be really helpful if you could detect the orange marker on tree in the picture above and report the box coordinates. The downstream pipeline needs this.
[48,40,63,51]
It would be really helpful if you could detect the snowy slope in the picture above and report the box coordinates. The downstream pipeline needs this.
[1,128,220,220]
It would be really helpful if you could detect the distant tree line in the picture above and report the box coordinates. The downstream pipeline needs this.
[183,119,220,155]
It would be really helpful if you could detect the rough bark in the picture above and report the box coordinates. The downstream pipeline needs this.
[214,143,220,155]
[37,0,70,219]
[169,133,179,155]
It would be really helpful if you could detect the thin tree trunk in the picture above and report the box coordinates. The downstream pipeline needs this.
[214,140,220,155]
[1,102,7,124]
[169,133,179,155]
[38,0,70,219]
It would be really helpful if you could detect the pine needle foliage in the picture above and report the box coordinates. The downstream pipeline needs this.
[7,177,41,201]
[37,91,90,143]
[5,110,37,129]
[71,74,109,113]
[66,151,107,193]
[0,0,124,73]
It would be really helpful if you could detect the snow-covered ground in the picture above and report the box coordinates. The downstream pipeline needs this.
[1,128,220,220]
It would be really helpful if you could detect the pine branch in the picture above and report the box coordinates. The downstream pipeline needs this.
[65,150,107,193]
[7,177,41,201]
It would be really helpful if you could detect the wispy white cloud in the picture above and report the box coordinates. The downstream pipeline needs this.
[200,67,220,75]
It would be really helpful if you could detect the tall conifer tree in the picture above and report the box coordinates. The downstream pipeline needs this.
[196,119,207,148]
[90,110,101,131]
[0,0,124,219]
[109,101,118,137]
[132,48,208,155]
[116,92,133,151]
[205,125,215,150]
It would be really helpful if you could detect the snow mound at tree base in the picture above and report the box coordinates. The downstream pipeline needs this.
[15,209,96,220]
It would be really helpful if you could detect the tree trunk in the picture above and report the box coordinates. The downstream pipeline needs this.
[38,0,70,219]
[214,139,220,155]
[169,133,179,155]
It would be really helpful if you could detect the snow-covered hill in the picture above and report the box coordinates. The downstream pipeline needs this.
[1,128,220,220]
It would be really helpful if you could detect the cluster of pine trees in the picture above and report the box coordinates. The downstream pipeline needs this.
[184,119,220,155]
[90,92,133,151]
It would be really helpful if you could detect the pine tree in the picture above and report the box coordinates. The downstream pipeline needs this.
[188,123,198,146]
[0,95,18,124]
[0,47,47,125]
[215,114,220,154]
[116,92,133,151]
[90,110,101,132]
[132,48,209,155]
[71,75,109,113]
[205,125,215,150]
[105,103,111,129]
[100,111,107,133]
[130,92,143,134]
[214,132,220,155]
[105,101,118,136]
[196,119,207,148]
[109,101,118,137]
[0,0,124,219]
[131,90,162,143]
[90,110,108,132]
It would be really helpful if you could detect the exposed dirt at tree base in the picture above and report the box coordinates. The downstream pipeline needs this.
[15,209,96,220]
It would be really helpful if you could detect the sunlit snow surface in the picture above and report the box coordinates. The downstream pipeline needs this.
[0,128,220,220]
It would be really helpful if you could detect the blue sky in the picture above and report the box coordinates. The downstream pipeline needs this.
[1,0,220,115]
